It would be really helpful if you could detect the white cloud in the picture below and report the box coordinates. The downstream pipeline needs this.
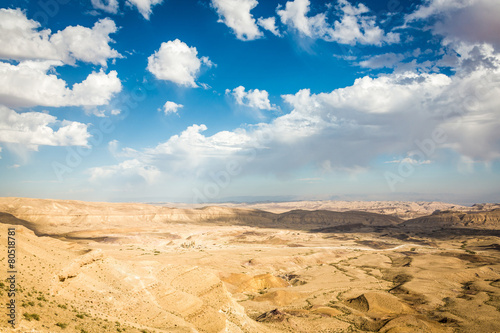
[0,146,2,159]
[89,124,253,185]
[405,0,474,22]
[162,101,183,115]
[149,124,252,157]
[91,0,119,14]
[439,42,500,75]
[437,67,500,160]
[126,0,164,19]
[0,106,90,149]
[211,0,262,41]
[403,0,500,83]
[277,0,399,45]
[226,86,276,110]
[313,72,452,114]
[147,39,212,87]
[277,0,328,38]
[329,0,400,45]
[71,69,122,106]
[358,53,406,69]
[0,8,59,61]
[87,60,500,182]
[278,68,500,164]
[108,139,139,158]
[89,159,161,184]
[98,71,452,178]
[257,17,281,36]
[0,9,121,66]
[406,0,500,49]
[50,18,121,67]
[0,61,122,108]
[385,157,431,165]
[108,139,120,155]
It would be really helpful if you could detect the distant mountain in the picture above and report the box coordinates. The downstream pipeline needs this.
[0,197,402,235]
[1,197,498,236]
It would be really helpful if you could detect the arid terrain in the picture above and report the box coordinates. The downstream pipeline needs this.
[1,197,500,332]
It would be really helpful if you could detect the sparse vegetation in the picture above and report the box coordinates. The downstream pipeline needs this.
[23,313,40,321]
[55,322,68,329]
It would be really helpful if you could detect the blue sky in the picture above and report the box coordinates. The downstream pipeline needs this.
[0,0,499,204]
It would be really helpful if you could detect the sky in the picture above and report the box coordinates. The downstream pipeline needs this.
[0,0,499,205]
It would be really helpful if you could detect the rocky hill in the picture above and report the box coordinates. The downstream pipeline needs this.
[0,197,404,236]
[403,208,500,229]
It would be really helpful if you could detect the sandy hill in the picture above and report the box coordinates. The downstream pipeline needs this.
[0,220,267,333]
[1,197,500,332]
[404,208,500,229]
[170,200,474,219]
[0,197,406,236]
[274,209,401,227]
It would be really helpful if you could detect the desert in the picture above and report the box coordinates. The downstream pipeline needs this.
[1,197,500,332]
[2,0,500,332]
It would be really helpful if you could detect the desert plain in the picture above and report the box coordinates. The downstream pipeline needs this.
[1,197,500,332]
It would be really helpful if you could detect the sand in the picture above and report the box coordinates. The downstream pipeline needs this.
[1,197,499,332]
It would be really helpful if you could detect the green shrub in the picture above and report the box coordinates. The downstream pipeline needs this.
[55,322,68,329]
[23,313,40,321]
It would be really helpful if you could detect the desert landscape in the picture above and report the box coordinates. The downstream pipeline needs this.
[2,0,500,332]
[1,197,500,333]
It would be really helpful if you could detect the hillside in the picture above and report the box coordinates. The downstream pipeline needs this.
[404,208,500,229]
[0,197,405,236]
[1,197,500,333]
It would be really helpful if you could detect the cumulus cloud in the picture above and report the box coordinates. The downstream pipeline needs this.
[439,42,500,75]
[406,0,500,49]
[92,124,253,185]
[126,0,164,19]
[277,0,329,38]
[257,17,281,36]
[0,106,90,149]
[50,18,121,67]
[226,86,276,110]
[0,9,121,66]
[72,69,122,106]
[162,101,183,115]
[149,124,252,157]
[89,159,161,184]
[280,69,500,163]
[211,0,262,41]
[147,39,212,87]
[99,63,500,184]
[0,61,122,108]
[402,1,500,78]
[277,0,399,45]
[0,8,59,61]
[91,0,119,14]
